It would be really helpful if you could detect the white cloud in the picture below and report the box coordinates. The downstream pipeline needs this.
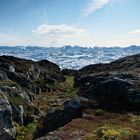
[130,29,140,34]
[0,24,89,47]
[32,24,87,37]
[32,24,88,46]
[0,32,140,47]
[82,0,110,17]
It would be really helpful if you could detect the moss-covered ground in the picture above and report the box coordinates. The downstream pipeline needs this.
[32,75,78,113]
[15,75,77,140]
[15,121,37,140]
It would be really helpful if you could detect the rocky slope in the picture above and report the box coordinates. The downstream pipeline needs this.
[75,53,140,111]
[0,55,65,140]
[34,53,140,140]
[1,54,140,140]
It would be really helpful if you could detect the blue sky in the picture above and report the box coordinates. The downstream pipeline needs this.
[0,0,140,47]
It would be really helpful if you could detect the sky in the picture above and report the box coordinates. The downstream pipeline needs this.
[0,0,140,47]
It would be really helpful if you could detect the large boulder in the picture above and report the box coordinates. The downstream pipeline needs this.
[0,62,15,72]
[76,73,140,111]
[75,54,140,111]
[0,92,16,140]
[5,70,31,88]
[34,98,84,139]
[0,85,31,105]
[74,54,140,111]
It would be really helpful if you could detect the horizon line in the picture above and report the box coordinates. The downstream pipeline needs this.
[0,44,139,48]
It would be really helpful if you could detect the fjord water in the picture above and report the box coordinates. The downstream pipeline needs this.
[0,45,140,69]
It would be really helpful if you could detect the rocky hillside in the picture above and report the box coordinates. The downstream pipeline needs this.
[75,53,140,111]
[34,54,140,140]
[0,55,65,140]
[1,54,140,140]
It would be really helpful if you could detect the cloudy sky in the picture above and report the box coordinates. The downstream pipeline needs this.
[0,0,140,47]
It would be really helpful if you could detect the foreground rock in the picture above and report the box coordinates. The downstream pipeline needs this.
[76,73,140,111]
[0,92,16,140]
[75,53,140,111]
[34,98,88,139]
[0,55,65,139]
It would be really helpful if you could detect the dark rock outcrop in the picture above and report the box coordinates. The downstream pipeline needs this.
[0,55,65,90]
[0,92,16,140]
[78,53,140,75]
[11,104,24,125]
[75,53,140,111]
[32,86,42,94]
[0,70,8,80]
[34,98,84,139]
[0,62,15,72]
[77,73,140,111]
[0,55,65,139]
[62,69,78,76]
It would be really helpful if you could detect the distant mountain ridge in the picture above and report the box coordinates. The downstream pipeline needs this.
[0,45,140,69]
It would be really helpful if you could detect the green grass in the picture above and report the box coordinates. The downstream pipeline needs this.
[58,75,78,98]
[0,79,18,87]
[8,96,25,105]
[86,124,137,140]
[16,120,37,140]
[66,75,74,87]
